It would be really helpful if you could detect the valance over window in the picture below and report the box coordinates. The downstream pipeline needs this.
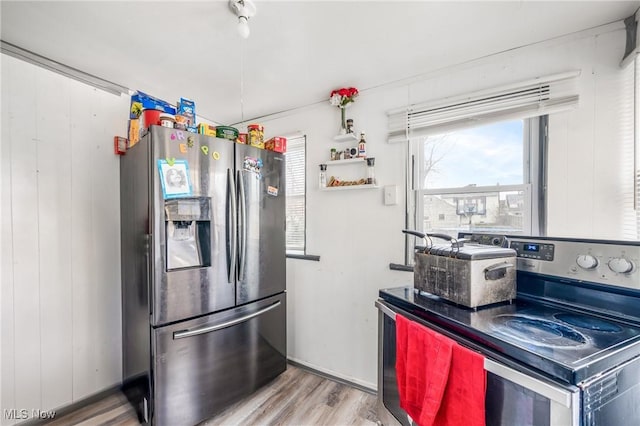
[387,71,580,143]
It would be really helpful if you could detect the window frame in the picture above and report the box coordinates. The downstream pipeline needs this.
[404,116,545,264]
[284,134,307,255]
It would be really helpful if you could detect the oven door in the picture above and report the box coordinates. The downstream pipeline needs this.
[376,300,581,426]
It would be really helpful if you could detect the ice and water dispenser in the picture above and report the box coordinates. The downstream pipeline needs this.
[164,197,212,270]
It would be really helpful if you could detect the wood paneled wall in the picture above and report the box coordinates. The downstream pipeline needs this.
[1,54,128,425]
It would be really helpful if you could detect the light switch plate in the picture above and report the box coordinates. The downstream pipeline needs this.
[384,185,398,205]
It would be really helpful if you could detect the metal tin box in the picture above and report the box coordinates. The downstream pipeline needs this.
[413,242,516,309]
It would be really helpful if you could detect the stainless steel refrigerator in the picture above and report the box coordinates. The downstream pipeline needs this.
[120,125,286,425]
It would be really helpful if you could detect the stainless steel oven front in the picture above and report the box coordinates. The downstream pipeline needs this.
[376,300,581,426]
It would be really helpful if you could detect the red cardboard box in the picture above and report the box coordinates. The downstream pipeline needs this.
[265,137,287,153]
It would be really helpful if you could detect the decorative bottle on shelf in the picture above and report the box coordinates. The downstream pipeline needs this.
[366,157,376,185]
[357,132,367,158]
[319,164,327,188]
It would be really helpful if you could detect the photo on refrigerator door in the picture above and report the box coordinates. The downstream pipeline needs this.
[158,159,192,198]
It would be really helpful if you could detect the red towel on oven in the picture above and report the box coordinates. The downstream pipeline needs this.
[433,343,486,426]
[396,315,486,426]
[396,314,453,426]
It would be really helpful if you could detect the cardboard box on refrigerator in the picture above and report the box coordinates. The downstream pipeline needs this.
[130,91,176,119]
[198,123,217,136]
[265,137,287,153]
[177,97,196,126]
[128,119,141,148]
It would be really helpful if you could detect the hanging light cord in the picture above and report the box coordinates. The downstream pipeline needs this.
[240,38,245,123]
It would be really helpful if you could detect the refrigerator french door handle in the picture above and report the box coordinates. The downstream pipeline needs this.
[173,301,282,339]
[237,170,247,281]
[144,234,152,315]
[227,169,238,283]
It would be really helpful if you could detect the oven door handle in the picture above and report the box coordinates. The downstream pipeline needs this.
[375,300,396,320]
[376,300,577,406]
[484,358,574,407]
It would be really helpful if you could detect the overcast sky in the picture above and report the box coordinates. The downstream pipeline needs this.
[423,120,523,189]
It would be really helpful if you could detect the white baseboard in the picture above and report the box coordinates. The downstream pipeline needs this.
[287,357,377,394]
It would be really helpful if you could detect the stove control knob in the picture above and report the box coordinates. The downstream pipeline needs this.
[608,257,634,274]
[576,255,598,270]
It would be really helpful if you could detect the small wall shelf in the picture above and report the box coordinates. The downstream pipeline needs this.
[333,133,358,143]
[320,155,378,190]
[321,184,379,191]
[326,158,366,166]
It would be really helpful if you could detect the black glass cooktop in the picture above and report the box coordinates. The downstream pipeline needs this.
[380,286,640,384]
[490,315,588,348]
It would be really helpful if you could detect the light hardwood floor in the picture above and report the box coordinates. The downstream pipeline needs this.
[41,366,380,426]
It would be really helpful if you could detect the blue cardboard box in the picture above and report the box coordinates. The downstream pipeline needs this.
[130,91,176,118]
[177,97,196,125]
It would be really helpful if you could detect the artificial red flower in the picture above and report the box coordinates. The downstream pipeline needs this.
[329,87,359,107]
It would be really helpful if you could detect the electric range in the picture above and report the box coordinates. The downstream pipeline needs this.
[377,235,640,426]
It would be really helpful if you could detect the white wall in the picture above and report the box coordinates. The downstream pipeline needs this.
[260,23,633,390]
[1,54,127,424]
[259,84,415,389]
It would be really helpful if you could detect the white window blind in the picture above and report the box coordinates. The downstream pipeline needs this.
[635,57,640,238]
[285,135,306,253]
[387,71,580,143]
[621,56,639,240]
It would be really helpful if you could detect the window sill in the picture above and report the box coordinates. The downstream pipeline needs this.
[286,253,321,261]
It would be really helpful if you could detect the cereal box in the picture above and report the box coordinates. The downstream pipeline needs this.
[177,98,196,126]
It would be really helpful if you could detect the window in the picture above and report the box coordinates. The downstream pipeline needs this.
[285,135,306,254]
[388,73,580,262]
[410,118,542,240]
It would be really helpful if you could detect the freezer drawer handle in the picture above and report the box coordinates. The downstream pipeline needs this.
[173,301,282,339]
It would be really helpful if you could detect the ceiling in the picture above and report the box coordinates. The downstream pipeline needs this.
[2,1,639,125]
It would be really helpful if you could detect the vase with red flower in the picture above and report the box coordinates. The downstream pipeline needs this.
[329,87,359,135]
